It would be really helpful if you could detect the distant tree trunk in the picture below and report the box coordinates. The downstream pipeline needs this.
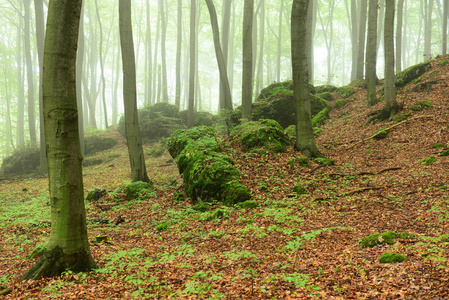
[20,0,96,280]
[255,0,265,95]
[382,0,398,119]
[24,0,37,146]
[175,0,182,107]
[157,64,162,102]
[188,0,196,127]
[350,0,358,81]
[119,0,150,183]
[152,3,161,104]
[377,0,384,52]
[444,0,448,54]
[228,2,236,93]
[291,0,322,159]
[112,50,120,124]
[366,0,378,107]
[34,0,48,173]
[95,0,108,128]
[277,0,284,82]
[356,0,367,79]
[219,0,232,111]
[205,0,232,111]
[424,0,434,61]
[160,0,169,101]
[16,2,25,147]
[307,0,317,82]
[242,0,254,121]
[317,0,335,85]
[396,0,404,72]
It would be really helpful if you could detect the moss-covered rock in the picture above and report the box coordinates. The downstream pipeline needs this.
[84,133,117,156]
[359,231,414,248]
[336,86,356,98]
[168,127,251,205]
[409,104,423,111]
[379,252,407,263]
[312,107,332,127]
[395,61,431,87]
[1,146,40,175]
[315,84,337,93]
[230,119,290,154]
[120,181,155,201]
[118,102,186,142]
[335,99,347,109]
[420,100,431,108]
[318,92,334,101]
[314,157,335,166]
[179,110,217,127]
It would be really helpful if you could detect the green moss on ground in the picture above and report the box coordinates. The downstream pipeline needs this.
[379,252,407,263]
[420,156,438,165]
[360,231,415,248]
[318,92,334,101]
[315,85,337,93]
[335,99,347,109]
[336,86,356,98]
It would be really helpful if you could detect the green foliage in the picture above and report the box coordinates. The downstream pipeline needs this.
[1,146,40,175]
[440,149,449,156]
[230,119,290,154]
[359,231,414,248]
[395,61,431,87]
[420,100,432,108]
[335,99,347,108]
[288,157,309,167]
[293,185,308,195]
[84,133,117,156]
[156,222,169,231]
[118,103,186,142]
[203,209,225,221]
[235,200,260,209]
[312,107,332,127]
[179,110,217,127]
[192,203,210,212]
[420,156,438,165]
[409,104,423,111]
[440,59,448,66]
[336,86,356,98]
[318,92,334,101]
[432,143,446,149]
[373,128,389,139]
[393,113,410,122]
[27,242,48,260]
[379,252,407,263]
[284,125,296,140]
[314,157,335,166]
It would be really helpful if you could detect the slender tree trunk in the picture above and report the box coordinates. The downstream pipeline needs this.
[152,3,161,104]
[24,0,37,146]
[383,0,398,119]
[291,0,322,158]
[242,0,254,121]
[188,0,196,127]
[444,0,448,54]
[396,0,404,71]
[228,1,236,93]
[377,0,384,52]
[255,0,265,95]
[205,0,233,111]
[219,0,232,111]
[366,0,378,106]
[424,0,434,60]
[175,0,182,107]
[160,0,169,101]
[95,0,108,128]
[16,3,25,147]
[145,0,153,106]
[119,0,150,183]
[277,0,284,82]
[356,0,368,79]
[21,0,96,280]
[350,0,358,81]
[112,49,120,124]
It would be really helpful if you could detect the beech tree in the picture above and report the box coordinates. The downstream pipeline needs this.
[119,0,150,183]
[21,0,96,280]
[366,0,378,107]
[291,0,322,158]
[242,0,254,121]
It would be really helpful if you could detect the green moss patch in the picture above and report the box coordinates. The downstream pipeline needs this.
[293,185,308,195]
[379,252,407,263]
[395,61,431,87]
[409,104,423,111]
[420,156,438,165]
[360,231,415,248]
[318,92,334,101]
[335,99,347,109]
[168,127,251,205]
[393,113,410,122]
[440,59,448,66]
[235,200,260,209]
[314,157,335,166]
[432,143,446,149]
[440,149,449,156]
[420,100,432,108]
[336,86,356,98]
[315,85,337,93]
[312,107,332,127]
[230,119,290,154]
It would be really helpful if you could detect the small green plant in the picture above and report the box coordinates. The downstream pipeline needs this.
[191,203,210,212]
[335,99,347,109]
[27,242,48,259]
[373,128,389,139]
[360,231,414,248]
[203,209,225,221]
[440,149,449,156]
[440,59,448,66]
[314,157,335,166]
[393,113,410,122]
[156,222,169,231]
[293,185,308,195]
[409,104,423,111]
[420,100,431,108]
[235,200,260,209]
[379,252,407,263]
[432,143,446,149]
[420,156,438,165]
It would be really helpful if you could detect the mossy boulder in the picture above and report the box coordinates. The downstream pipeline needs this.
[335,99,347,109]
[315,84,337,93]
[336,86,356,98]
[395,61,431,87]
[284,125,296,140]
[379,252,407,263]
[312,107,332,127]
[318,92,334,101]
[230,119,290,154]
[360,231,414,248]
[122,181,155,200]
[168,127,251,205]
[84,132,117,156]
[1,146,40,175]
[420,100,431,108]
[230,80,328,129]
[179,110,217,127]
[118,102,186,142]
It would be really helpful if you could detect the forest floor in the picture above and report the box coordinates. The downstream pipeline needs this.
[1,55,449,299]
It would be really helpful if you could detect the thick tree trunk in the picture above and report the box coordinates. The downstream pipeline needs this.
[356,0,368,79]
[242,0,254,121]
[188,0,196,127]
[219,0,232,111]
[20,0,96,281]
[396,0,404,71]
[444,0,448,54]
[119,0,150,183]
[382,0,398,119]
[76,3,85,156]
[366,0,378,106]
[16,3,24,147]
[291,0,322,159]
[424,0,434,61]
[205,0,233,112]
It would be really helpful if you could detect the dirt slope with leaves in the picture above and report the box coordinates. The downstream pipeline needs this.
[1,56,448,299]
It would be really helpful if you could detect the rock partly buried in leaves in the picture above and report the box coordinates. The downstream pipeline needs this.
[360,231,415,248]
[379,252,407,264]
[230,119,290,154]
[336,86,356,98]
[395,61,431,87]
[168,126,251,205]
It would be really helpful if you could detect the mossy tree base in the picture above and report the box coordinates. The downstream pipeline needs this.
[20,246,96,281]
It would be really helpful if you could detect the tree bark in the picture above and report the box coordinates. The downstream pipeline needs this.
[160,0,169,101]
[396,0,404,72]
[175,0,182,107]
[255,0,265,95]
[242,0,254,121]
[291,0,323,159]
[277,0,284,82]
[356,0,368,80]
[350,0,358,82]
[119,0,150,183]
[145,0,153,106]
[424,0,434,61]
[205,0,233,112]
[95,0,108,128]
[366,0,378,106]
[444,0,448,54]
[219,0,232,111]
[77,2,85,156]
[16,2,24,147]
[21,0,96,280]
[188,0,196,127]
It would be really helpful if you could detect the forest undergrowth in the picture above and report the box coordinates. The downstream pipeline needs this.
[1,56,449,299]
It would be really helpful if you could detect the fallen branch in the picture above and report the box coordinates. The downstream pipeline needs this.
[314,186,390,201]
[347,115,433,150]
[328,166,402,178]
